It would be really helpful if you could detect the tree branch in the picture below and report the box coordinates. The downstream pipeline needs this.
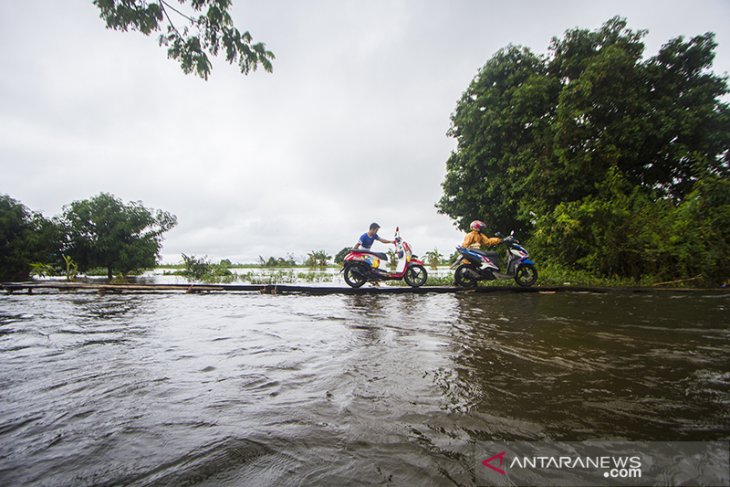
[158,1,184,38]
[160,0,196,24]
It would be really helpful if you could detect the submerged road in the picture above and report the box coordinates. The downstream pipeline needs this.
[2,281,728,295]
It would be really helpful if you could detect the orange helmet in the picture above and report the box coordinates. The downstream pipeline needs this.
[470,220,486,232]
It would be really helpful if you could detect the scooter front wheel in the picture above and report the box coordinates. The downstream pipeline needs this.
[344,263,368,288]
[404,264,428,287]
[454,265,478,288]
[515,264,538,287]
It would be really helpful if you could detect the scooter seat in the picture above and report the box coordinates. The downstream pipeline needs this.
[352,249,388,261]
[470,250,500,261]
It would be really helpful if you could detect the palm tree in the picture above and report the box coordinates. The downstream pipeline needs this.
[306,250,331,268]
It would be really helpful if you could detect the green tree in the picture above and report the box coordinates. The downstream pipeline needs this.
[62,193,177,279]
[93,0,274,79]
[530,169,730,285]
[424,248,443,270]
[0,195,62,281]
[531,168,668,279]
[258,254,296,267]
[334,246,352,265]
[179,254,234,282]
[438,17,729,235]
[305,250,331,268]
[547,23,728,203]
[181,253,211,280]
[437,17,730,285]
[667,176,730,284]
[438,44,554,235]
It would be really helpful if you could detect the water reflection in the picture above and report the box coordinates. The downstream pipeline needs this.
[447,292,730,441]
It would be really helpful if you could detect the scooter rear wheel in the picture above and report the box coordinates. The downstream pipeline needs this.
[344,263,368,288]
[454,265,478,288]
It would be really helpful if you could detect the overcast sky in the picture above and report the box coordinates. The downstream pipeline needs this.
[2,1,729,263]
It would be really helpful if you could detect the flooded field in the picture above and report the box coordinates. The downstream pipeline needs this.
[135,266,456,286]
[0,291,728,485]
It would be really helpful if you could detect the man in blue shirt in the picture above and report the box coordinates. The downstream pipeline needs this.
[353,222,394,250]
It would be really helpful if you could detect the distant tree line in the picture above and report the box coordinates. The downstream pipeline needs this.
[0,193,176,281]
[258,254,297,267]
[438,17,730,285]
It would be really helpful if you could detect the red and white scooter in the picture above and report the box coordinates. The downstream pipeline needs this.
[342,227,428,288]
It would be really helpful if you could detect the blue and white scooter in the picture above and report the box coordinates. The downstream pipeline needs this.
[451,231,538,287]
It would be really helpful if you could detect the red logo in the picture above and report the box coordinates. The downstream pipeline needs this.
[482,451,507,475]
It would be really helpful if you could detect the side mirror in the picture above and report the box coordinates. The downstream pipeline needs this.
[510,230,515,236]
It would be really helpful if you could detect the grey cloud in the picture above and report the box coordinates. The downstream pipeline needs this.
[2,0,728,263]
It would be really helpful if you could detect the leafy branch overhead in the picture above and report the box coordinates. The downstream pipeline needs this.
[93,0,274,79]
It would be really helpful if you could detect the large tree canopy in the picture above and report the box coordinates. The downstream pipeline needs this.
[437,17,730,284]
[62,193,177,279]
[93,0,274,79]
[0,195,62,281]
[438,17,729,235]
[0,196,36,281]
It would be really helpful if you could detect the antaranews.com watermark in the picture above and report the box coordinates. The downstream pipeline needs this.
[475,441,729,486]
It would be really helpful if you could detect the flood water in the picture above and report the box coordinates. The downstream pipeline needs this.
[1,291,728,486]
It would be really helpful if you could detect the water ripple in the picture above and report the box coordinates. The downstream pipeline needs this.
[0,291,728,485]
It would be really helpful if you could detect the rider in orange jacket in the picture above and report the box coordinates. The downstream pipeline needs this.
[462,220,501,249]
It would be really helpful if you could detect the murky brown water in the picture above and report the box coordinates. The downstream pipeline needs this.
[0,291,728,485]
